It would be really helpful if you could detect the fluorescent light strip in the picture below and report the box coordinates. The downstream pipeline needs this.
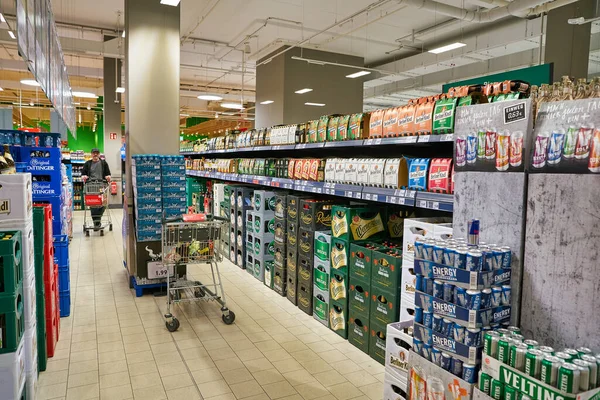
[260,100,274,105]
[295,88,313,94]
[346,71,371,78]
[72,91,98,99]
[160,0,180,5]
[198,95,223,101]
[221,103,244,110]
[8,31,15,39]
[116,87,125,93]
[428,42,466,54]
[20,79,40,87]
[305,102,325,107]
[0,13,5,23]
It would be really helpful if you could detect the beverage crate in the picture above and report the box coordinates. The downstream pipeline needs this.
[23,323,36,375]
[0,231,23,297]
[11,147,62,177]
[35,293,47,371]
[22,273,35,329]
[59,291,70,318]
[57,266,69,293]
[0,337,26,400]
[0,282,25,355]
[0,174,33,224]
[45,311,57,358]
[31,177,62,198]
[33,196,64,237]
[52,235,69,268]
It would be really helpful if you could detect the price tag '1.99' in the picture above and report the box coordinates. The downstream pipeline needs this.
[148,261,170,279]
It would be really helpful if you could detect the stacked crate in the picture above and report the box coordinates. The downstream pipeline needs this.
[161,156,187,220]
[270,193,288,291]
[132,155,163,242]
[232,186,253,268]
[214,184,229,256]
[0,174,35,399]
[313,232,332,325]
[32,206,49,372]
[245,190,275,282]
[54,235,70,317]
[297,200,333,315]
[284,195,306,301]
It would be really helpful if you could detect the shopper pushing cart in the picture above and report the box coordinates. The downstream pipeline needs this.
[81,148,112,230]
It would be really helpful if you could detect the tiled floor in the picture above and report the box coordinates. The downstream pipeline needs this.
[38,209,384,400]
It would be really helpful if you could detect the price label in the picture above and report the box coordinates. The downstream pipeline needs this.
[355,192,362,199]
[387,196,397,204]
[419,135,431,143]
[441,134,454,142]
[364,193,371,201]
[365,139,373,145]
[397,197,406,205]
[297,144,306,149]
[148,261,170,279]
[431,201,440,210]
[418,200,427,208]
[345,191,353,198]
[372,194,378,202]
[374,138,382,145]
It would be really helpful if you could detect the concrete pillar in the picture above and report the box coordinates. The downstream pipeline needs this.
[545,0,594,81]
[256,47,364,128]
[103,56,123,206]
[124,0,180,275]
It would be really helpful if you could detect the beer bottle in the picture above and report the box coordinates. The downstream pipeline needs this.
[590,79,600,99]
[574,79,588,100]
[549,82,562,102]
[561,80,574,101]
[3,145,15,174]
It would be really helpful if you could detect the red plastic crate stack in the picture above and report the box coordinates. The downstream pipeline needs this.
[37,203,60,357]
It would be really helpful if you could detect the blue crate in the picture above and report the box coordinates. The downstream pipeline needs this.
[39,133,62,148]
[53,235,69,267]
[59,291,71,317]
[33,195,64,236]
[32,177,63,197]
[12,146,62,174]
[58,266,70,292]
[0,130,25,145]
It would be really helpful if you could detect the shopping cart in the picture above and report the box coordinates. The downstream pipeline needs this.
[83,179,113,237]
[161,214,235,332]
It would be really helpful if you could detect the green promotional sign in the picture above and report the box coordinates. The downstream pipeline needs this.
[442,63,553,93]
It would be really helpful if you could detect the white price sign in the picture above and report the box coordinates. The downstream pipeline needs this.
[147,261,171,279]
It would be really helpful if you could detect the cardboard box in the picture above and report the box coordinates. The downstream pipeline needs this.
[297,255,313,287]
[330,271,349,302]
[371,249,403,294]
[314,232,332,262]
[383,370,408,400]
[414,259,511,289]
[385,321,413,379]
[313,287,329,327]
[413,322,482,364]
[273,265,287,296]
[331,238,351,275]
[331,205,386,241]
[274,217,287,244]
[299,200,333,231]
[348,312,370,354]
[274,193,287,219]
[298,228,314,259]
[297,282,312,315]
[368,159,386,187]
[253,190,276,213]
[349,242,387,283]
[349,277,371,317]
[273,243,286,269]
[370,285,400,325]
[386,209,414,239]
[383,158,409,189]
[329,298,348,339]
[401,218,453,268]
[313,257,330,293]
[369,319,387,365]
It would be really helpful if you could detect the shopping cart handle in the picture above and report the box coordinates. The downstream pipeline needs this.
[211,216,228,222]
[163,216,183,224]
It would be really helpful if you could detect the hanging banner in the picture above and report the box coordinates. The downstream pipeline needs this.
[530,99,600,174]
[453,98,533,172]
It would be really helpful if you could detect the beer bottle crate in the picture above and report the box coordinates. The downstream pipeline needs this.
[245,253,255,276]
[0,174,33,225]
[33,196,64,238]
[287,270,297,305]
[45,307,58,358]
[385,321,413,380]
[371,249,403,294]
[369,318,388,365]
[53,235,69,268]
[59,291,71,318]
[297,228,314,259]
[0,336,26,400]
[348,310,370,354]
[312,287,329,327]
[313,258,330,294]
[273,264,287,296]
[349,242,388,283]
[329,298,348,339]
[253,258,267,282]
[0,231,24,297]
[349,276,371,318]
[263,260,274,289]
[35,289,47,371]
[0,281,25,354]
[369,284,401,326]
[297,282,312,315]
[313,232,331,263]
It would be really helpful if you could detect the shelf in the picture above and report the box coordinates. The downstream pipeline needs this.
[186,170,453,212]
[180,134,454,156]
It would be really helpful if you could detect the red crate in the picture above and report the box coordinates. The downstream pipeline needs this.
[46,312,58,358]
[54,286,60,339]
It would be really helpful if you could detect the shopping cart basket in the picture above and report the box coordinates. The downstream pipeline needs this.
[161,214,235,332]
[83,179,113,237]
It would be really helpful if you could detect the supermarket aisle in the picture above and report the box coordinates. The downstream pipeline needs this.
[37,209,384,400]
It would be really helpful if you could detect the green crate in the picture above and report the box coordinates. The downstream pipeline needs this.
[371,249,403,293]
[36,291,47,371]
[348,311,370,354]
[0,231,23,296]
[369,319,387,365]
[331,205,386,242]
[329,271,348,303]
[369,285,400,326]
[330,238,351,275]
[349,277,371,317]
[313,258,329,293]
[0,281,25,354]
[329,298,348,339]
[349,242,387,283]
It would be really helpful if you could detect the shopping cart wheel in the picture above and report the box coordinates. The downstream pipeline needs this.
[222,310,235,325]
[85,230,90,237]
[194,288,206,298]
[109,224,113,231]
[166,317,180,332]
[100,230,104,237]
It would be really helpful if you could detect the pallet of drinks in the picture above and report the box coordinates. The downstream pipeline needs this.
[479,328,600,400]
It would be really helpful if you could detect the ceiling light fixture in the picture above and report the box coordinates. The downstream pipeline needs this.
[260,100,274,105]
[8,31,15,39]
[122,31,125,38]
[346,71,371,79]
[215,113,219,118]
[295,88,313,94]
[180,113,190,117]
[0,13,6,23]
[29,101,34,106]
[305,102,325,107]
[87,105,91,110]
[428,42,466,54]
[244,117,255,120]
[221,103,244,110]
[0,87,3,91]
[290,56,399,77]
[72,91,98,98]
[20,79,40,86]
[198,94,223,101]
[160,0,180,6]
[116,87,125,93]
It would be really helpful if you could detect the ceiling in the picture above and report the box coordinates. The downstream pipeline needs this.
[0,0,596,125]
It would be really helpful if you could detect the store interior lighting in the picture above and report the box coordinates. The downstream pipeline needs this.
[295,88,313,94]
[160,0,180,6]
[122,31,125,38]
[20,79,40,87]
[305,102,325,107]
[221,103,244,110]
[116,87,125,93]
[72,91,98,98]
[0,13,5,23]
[428,42,466,54]
[260,100,274,105]
[346,71,371,78]
[8,31,15,39]
[198,95,223,101]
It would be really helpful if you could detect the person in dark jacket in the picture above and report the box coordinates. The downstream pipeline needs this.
[81,148,111,229]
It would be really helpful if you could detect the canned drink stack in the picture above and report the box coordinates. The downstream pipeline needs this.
[541,356,562,386]
[468,219,480,246]
[558,363,581,394]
